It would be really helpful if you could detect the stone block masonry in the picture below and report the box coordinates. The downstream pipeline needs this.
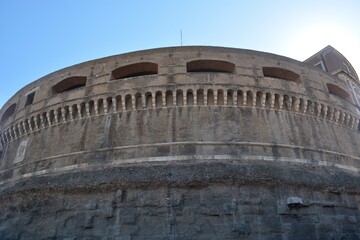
[0,46,359,239]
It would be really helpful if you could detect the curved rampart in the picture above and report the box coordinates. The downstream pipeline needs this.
[0,46,359,239]
[1,47,359,182]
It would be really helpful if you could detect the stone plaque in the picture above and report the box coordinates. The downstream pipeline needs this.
[14,139,28,164]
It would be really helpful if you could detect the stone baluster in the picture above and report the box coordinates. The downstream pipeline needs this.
[233,92,237,106]
[8,129,14,141]
[4,131,8,143]
[0,135,3,148]
[54,111,59,124]
[182,91,186,106]
[69,108,74,121]
[279,96,284,110]
[35,115,40,130]
[270,94,275,109]
[323,106,328,119]
[193,91,197,106]
[354,118,359,130]
[340,113,345,125]
[27,119,33,132]
[140,95,145,108]
[294,99,300,112]
[328,108,333,120]
[85,103,91,117]
[17,124,23,136]
[252,93,256,108]
[46,112,51,126]
[77,104,82,119]
[1,134,6,146]
[12,126,17,139]
[112,97,117,112]
[334,110,340,123]
[303,100,308,114]
[40,115,46,128]
[346,114,351,127]
[316,104,321,117]
[61,109,66,123]
[94,102,99,115]
[260,94,265,108]
[130,95,135,110]
[22,121,27,135]
[288,97,292,111]
[152,92,156,108]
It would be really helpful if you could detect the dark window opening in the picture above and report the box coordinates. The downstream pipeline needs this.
[327,83,352,103]
[52,76,87,94]
[25,92,35,107]
[315,61,326,71]
[0,103,17,124]
[111,62,158,80]
[263,67,301,83]
[187,60,235,73]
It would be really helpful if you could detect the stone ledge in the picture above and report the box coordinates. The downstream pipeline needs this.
[1,160,359,196]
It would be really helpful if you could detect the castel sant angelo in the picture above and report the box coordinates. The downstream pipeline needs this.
[0,46,359,239]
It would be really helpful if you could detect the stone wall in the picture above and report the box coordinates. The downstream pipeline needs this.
[0,161,359,239]
[0,46,359,239]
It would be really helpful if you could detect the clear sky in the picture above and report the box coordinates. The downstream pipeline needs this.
[1,0,360,108]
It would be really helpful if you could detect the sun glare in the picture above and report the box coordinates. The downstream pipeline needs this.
[286,23,360,75]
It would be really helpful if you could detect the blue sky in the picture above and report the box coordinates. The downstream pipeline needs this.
[1,0,360,108]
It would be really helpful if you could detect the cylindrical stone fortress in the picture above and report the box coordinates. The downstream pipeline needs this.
[0,46,359,239]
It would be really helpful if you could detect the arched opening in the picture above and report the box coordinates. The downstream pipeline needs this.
[207,89,214,105]
[197,89,204,105]
[186,90,194,106]
[246,91,253,107]
[227,90,234,106]
[125,95,133,111]
[307,100,314,115]
[115,96,123,112]
[291,96,298,111]
[42,112,49,127]
[217,89,224,105]
[97,99,104,115]
[299,98,305,113]
[265,93,272,108]
[274,94,281,110]
[1,103,17,125]
[145,92,153,108]
[237,90,244,106]
[155,91,163,108]
[135,93,143,110]
[327,83,352,103]
[166,91,173,107]
[326,107,332,120]
[52,76,87,94]
[283,95,290,110]
[25,92,35,107]
[71,105,79,120]
[63,106,70,121]
[263,67,301,83]
[88,100,95,116]
[111,62,158,80]
[256,91,263,108]
[176,90,184,106]
[106,97,114,113]
[186,60,235,73]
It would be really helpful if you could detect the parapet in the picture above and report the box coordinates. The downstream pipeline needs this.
[1,46,360,239]
[0,46,359,185]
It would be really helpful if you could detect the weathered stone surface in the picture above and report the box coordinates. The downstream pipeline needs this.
[0,46,359,238]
